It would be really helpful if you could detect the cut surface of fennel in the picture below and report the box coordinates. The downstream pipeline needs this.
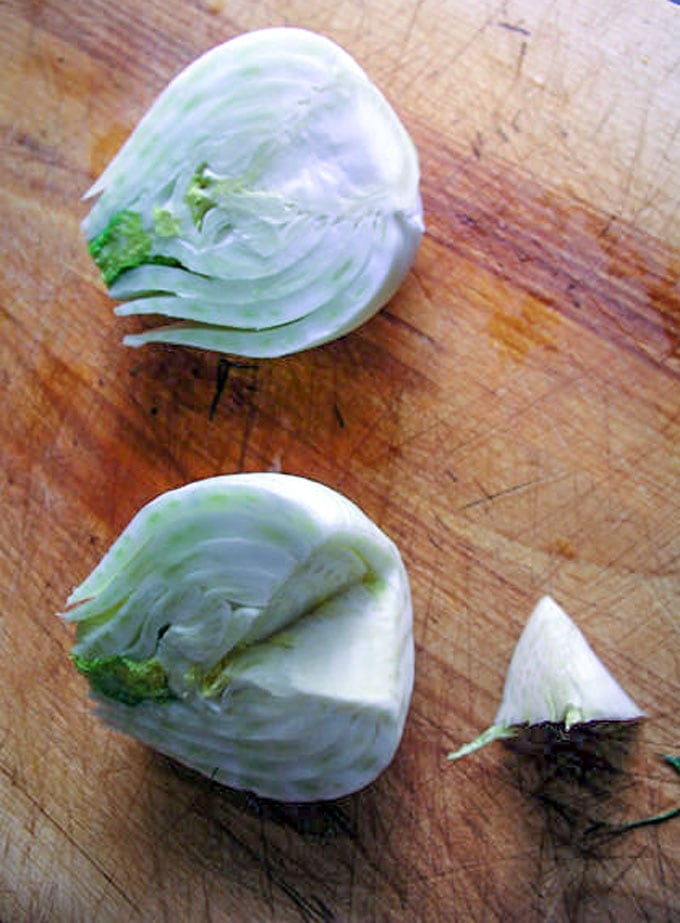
[83,27,423,358]
[61,474,414,802]
[448,595,643,761]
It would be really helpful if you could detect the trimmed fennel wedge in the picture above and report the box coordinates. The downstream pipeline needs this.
[448,596,643,761]
[61,474,414,802]
[83,27,423,358]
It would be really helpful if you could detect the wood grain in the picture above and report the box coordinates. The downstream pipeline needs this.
[2,1,679,920]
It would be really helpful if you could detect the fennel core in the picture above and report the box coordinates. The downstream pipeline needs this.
[89,164,250,285]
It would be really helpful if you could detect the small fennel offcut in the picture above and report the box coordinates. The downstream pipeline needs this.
[448,595,644,761]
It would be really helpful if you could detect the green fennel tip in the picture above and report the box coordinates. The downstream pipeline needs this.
[71,653,176,707]
[88,210,152,286]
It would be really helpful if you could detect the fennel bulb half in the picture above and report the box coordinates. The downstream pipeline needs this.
[83,27,424,358]
[61,474,414,802]
[448,595,643,761]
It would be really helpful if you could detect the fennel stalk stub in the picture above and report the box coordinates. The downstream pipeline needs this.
[83,27,424,358]
[62,474,414,802]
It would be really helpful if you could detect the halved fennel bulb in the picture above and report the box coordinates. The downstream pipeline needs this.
[83,27,424,358]
[61,474,414,801]
[448,596,643,761]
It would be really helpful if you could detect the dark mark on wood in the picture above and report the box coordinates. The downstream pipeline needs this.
[498,21,532,36]
[381,308,438,348]
[472,131,483,160]
[274,878,335,923]
[516,40,528,78]
[460,477,545,510]
[566,279,583,308]
[599,215,616,238]
[209,357,231,420]
[507,721,641,857]
[209,358,259,420]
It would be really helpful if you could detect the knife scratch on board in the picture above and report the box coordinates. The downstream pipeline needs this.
[388,0,425,84]
[1,762,142,914]
[515,40,528,80]
[498,21,531,37]
[210,812,335,923]
[208,358,259,420]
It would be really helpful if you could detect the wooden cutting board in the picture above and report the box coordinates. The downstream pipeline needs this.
[2,1,679,920]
